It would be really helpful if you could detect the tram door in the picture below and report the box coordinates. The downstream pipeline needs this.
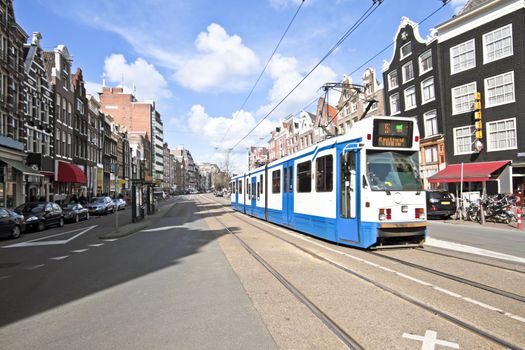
[235,180,239,210]
[282,162,294,226]
[250,177,256,215]
[338,150,359,243]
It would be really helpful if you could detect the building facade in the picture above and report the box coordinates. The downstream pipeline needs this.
[23,32,54,202]
[434,0,524,194]
[0,0,36,208]
[382,17,446,188]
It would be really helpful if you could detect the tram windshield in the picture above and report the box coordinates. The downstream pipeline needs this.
[366,151,422,191]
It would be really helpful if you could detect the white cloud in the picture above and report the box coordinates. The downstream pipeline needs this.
[450,0,468,14]
[269,0,307,9]
[85,81,103,98]
[257,54,337,117]
[187,105,273,149]
[101,54,172,102]
[173,23,260,92]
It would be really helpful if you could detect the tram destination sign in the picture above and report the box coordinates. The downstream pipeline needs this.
[373,119,413,148]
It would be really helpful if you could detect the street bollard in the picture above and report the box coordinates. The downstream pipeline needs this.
[517,208,523,230]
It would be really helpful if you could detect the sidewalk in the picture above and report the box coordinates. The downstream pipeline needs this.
[429,216,522,233]
[98,197,180,239]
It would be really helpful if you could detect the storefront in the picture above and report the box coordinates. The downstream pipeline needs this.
[0,158,43,208]
[53,160,87,203]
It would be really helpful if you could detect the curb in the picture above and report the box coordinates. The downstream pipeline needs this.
[98,199,179,239]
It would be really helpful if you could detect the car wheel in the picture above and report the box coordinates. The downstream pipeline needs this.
[441,215,451,220]
[37,221,45,232]
[58,218,64,227]
[75,215,79,223]
[11,225,21,239]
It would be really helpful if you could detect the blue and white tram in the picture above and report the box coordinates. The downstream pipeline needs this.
[230,116,426,248]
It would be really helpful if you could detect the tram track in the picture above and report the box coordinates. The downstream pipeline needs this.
[195,196,364,350]
[368,251,525,303]
[415,247,525,274]
[203,196,523,349]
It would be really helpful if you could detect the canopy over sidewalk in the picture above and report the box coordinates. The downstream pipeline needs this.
[428,161,510,183]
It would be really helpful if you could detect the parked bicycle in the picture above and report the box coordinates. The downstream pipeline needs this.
[467,194,516,224]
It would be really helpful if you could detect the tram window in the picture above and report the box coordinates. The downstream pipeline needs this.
[316,155,333,192]
[260,175,263,194]
[239,180,242,194]
[272,170,281,193]
[341,152,356,219]
[283,168,287,193]
[257,182,260,199]
[289,166,293,192]
[297,161,312,193]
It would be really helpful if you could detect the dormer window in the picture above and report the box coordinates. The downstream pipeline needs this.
[400,42,412,59]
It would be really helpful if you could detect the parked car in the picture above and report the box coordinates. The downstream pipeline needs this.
[214,191,224,197]
[62,203,89,223]
[87,197,115,215]
[0,208,25,239]
[15,202,64,231]
[426,190,456,219]
[113,198,127,210]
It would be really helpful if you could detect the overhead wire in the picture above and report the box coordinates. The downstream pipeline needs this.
[219,0,306,144]
[231,0,384,151]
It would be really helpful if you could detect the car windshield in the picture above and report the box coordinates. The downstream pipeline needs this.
[15,203,46,214]
[92,198,105,204]
[62,204,79,209]
[429,192,453,200]
[366,151,422,191]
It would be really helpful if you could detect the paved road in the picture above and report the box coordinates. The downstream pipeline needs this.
[427,220,525,258]
[0,196,275,349]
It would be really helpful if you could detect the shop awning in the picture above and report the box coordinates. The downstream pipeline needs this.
[428,160,510,183]
[1,158,43,176]
[56,161,87,184]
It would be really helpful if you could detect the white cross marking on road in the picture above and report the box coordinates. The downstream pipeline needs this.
[403,330,459,350]
[89,243,104,247]
[25,264,45,270]
[103,239,118,242]
[141,225,182,232]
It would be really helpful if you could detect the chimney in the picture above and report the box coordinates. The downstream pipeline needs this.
[31,32,42,46]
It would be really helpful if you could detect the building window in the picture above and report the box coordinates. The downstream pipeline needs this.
[402,61,414,83]
[369,101,378,111]
[450,39,476,74]
[272,169,280,193]
[387,70,398,90]
[419,49,433,74]
[351,102,357,113]
[454,125,475,155]
[390,93,400,114]
[421,77,435,104]
[487,118,516,152]
[77,99,84,114]
[452,82,476,115]
[297,161,311,193]
[423,110,438,138]
[400,41,412,59]
[316,155,333,192]
[483,24,513,64]
[404,86,416,111]
[484,71,515,108]
[424,145,438,164]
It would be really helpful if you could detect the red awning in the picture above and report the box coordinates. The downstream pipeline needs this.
[428,160,510,183]
[56,161,87,184]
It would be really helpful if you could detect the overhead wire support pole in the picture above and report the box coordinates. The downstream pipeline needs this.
[219,0,306,144]
[231,0,383,151]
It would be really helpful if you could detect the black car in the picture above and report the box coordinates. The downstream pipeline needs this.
[0,208,25,239]
[15,202,64,231]
[87,197,115,215]
[426,190,456,219]
[62,203,89,223]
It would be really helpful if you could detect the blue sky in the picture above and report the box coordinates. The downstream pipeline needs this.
[14,0,466,172]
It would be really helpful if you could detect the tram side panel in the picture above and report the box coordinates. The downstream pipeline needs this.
[266,164,284,225]
[293,148,338,242]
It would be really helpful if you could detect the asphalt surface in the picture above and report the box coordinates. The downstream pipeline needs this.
[0,195,275,349]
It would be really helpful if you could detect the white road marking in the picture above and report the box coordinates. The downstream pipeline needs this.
[89,243,104,247]
[25,264,44,270]
[141,225,183,232]
[425,237,525,264]
[103,239,118,242]
[248,215,525,324]
[403,330,459,349]
[0,276,10,281]
[71,249,88,253]
[2,225,98,248]
[49,256,69,261]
